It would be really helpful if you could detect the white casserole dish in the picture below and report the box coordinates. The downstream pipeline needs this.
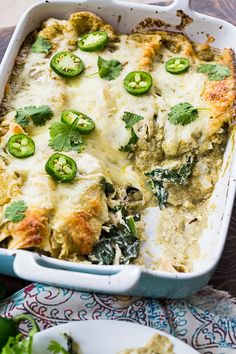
[0,0,235,298]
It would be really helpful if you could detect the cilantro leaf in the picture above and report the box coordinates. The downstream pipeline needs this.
[31,106,53,126]
[208,65,230,80]
[197,63,230,81]
[196,63,213,74]
[97,56,122,80]
[122,111,144,129]
[48,333,75,354]
[119,111,142,152]
[119,128,138,152]
[15,105,53,127]
[4,200,27,223]
[49,119,85,153]
[168,102,198,126]
[1,333,32,354]
[15,111,29,127]
[47,340,70,354]
[31,36,52,54]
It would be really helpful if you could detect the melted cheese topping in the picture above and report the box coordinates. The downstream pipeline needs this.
[0,12,234,270]
[153,49,210,156]
[118,333,174,354]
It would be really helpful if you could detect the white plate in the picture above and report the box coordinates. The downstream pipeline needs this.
[32,320,199,354]
[1,0,236,298]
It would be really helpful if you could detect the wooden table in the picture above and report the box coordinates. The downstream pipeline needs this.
[0,0,235,298]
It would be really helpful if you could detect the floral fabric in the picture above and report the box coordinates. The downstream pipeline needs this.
[0,284,235,354]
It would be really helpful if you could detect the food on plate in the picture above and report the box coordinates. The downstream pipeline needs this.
[46,331,175,354]
[0,11,235,272]
[118,333,175,354]
[0,314,175,354]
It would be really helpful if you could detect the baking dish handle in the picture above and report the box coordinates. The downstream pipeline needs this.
[171,0,191,10]
[84,0,191,10]
[13,251,141,294]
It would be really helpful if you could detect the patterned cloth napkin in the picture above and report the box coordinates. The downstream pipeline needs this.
[0,283,236,354]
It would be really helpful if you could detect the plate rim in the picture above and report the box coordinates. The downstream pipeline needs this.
[32,319,199,354]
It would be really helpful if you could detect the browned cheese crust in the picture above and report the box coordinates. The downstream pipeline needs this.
[204,49,236,136]
[5,209,51,251]
[51,183,108,259]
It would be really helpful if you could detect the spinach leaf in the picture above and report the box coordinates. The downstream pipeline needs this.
[88,238,115,265]
[100,177,115,196]
[147,179,168,210]
[145,155,194,209]
[88,214,140,265]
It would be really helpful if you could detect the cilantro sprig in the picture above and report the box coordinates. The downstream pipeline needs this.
[49,118,85,153]
[168,102,199,126]
[47,333,75,354]
[47,340,70,354]
[197,63,230,81]
[122,111,144,129]
[15,105,53,127]
[119,128,138,152]
[119,111,143,152]
[97,56,122,80]
[4,200,27,223]
[31,37,52,54]
[87,56,122,81]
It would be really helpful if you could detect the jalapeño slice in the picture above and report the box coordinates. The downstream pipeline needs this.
[165,57,190,74]
[124,71,152,96]
[61,110,95,134]
[78,31,109,52]
[50,51,84,78]
[45,153,77,182]
[7,134,35,158]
